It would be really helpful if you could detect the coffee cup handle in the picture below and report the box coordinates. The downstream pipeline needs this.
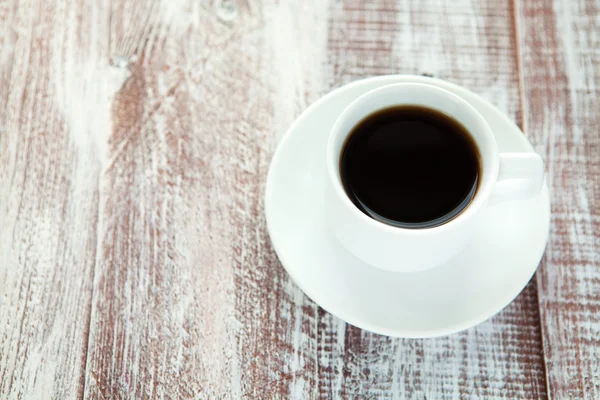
[489,153,545,205]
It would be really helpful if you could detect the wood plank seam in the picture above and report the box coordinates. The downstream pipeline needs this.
[512,0,551,398]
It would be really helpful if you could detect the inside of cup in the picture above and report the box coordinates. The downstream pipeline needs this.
[327,83,499,229]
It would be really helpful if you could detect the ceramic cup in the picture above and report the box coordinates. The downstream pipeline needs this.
[325,82,544,272]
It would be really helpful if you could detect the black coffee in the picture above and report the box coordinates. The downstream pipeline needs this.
[340,106,480,228]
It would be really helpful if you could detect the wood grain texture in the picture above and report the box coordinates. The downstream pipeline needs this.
[322,0,547,398]
[83,1,332,399]
[0,0,597,398]
[0,0,115,398]
[516,0,600,398]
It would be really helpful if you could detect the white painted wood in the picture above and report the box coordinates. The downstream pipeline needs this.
[0,0,115,398]
[2,0,597,398]
[517,0,600,398]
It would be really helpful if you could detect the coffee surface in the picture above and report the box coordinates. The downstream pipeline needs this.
[340,106,480,228]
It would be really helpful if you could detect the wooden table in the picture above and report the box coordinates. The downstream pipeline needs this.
[0,0,598,398]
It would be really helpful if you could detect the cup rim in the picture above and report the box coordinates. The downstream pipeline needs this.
[326,82,500,236]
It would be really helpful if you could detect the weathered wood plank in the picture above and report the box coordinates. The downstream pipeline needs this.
[516,0,600,398]
[0,0,117,398]
[312,0,548,398]
[82,1,330,398]
[7,0,595,398]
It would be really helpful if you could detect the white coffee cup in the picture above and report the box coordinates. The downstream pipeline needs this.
[325,83,544,272]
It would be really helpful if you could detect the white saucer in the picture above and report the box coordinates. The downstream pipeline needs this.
[265,75,550,338]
